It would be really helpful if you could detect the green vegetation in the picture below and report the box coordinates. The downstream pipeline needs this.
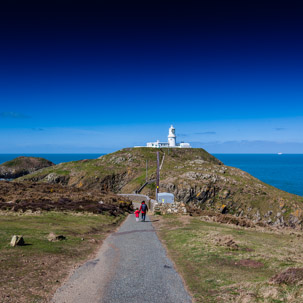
[18,147,223,192]
[18,147,303,227]
[4,158,26,167]
[0,211,126,303]
[154,215,303,303]
[48,169,71,176]
[2,156,52,168]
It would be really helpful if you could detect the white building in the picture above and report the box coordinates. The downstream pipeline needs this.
[146,125,191,148]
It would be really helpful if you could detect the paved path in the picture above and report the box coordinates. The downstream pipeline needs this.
[51,214,192,303]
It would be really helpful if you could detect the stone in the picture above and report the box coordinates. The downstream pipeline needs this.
[219,190,230,199]
[47,232,66,242]
[46,173,66,184]
[10,235,25,247]
[254,210,261,221]
[47,232,57,241]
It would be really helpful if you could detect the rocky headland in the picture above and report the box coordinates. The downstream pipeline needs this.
[18,147,303,228]
[0,156,54,179]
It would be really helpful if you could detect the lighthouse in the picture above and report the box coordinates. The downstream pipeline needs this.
[142,125,191,148]
[168,125,176,147]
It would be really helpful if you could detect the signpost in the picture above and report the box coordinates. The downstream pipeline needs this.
[156,151,160,202]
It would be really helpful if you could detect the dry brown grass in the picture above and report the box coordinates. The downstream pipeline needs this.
[270,268,303,285]
[153,214,303,303]
[0,211,126,303]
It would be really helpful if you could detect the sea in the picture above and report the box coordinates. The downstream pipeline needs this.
[214,154,303,197]
[0,153,302,197]
[0,154,103,165]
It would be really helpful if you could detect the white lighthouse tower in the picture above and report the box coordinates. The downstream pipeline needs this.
[142,125,191,148]
[168,125,176,147]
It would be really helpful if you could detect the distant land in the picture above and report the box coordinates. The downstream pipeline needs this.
[17,148,303,229]
[0,154,103,165]
[1,153,303,196]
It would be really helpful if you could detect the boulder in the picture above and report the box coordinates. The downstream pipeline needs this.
[45,173,67,184]
[10,235,25,247]
[47,232,66,242]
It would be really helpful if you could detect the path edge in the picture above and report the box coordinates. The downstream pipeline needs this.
[150,214,195,303]
[48,213,130,302]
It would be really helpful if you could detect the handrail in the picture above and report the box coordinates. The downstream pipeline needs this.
[135,179,156,194]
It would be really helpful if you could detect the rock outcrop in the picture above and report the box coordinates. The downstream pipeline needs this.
[153,202,187,215]
[0,156,54,179]
[18,147,303,228]
[47,233,66,242]
[10,235,25,247]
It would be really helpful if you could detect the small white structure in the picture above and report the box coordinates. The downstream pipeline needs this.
[157,192,174,203]
[145,125,191,148]
[168,125,176,147]
[146,140,169,148]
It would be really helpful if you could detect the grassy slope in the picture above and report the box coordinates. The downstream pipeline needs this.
[18,148,220,191]
[0,211,125,303]
[2,157,52,167]
[154,215,303,303]
[19,147,303,226]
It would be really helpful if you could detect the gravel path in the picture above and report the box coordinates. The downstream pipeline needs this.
[51,214,192,303]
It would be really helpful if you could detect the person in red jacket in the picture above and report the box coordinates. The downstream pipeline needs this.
[139,201,148,221]
[134,208,140,222]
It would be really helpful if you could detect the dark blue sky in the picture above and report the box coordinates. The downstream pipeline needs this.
[1,1,303,153]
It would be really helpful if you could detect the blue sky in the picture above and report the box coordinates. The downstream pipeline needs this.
[1,1,303,153]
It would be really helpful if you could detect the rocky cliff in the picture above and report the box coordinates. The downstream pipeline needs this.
[0,156,54,179]
[18,148,303,228]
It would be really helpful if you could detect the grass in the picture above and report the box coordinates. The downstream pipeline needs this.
[153,215,303,303]
[48,169,71,176]
[0,211,125,303]
[18,147,303,227]
[3,157,51,167]
[3,158,25,167]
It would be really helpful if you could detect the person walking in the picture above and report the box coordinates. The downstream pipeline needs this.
[134,208,140,222]
[139,201,148,221]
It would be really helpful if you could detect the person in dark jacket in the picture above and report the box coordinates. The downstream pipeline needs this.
[139,201,148,221]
